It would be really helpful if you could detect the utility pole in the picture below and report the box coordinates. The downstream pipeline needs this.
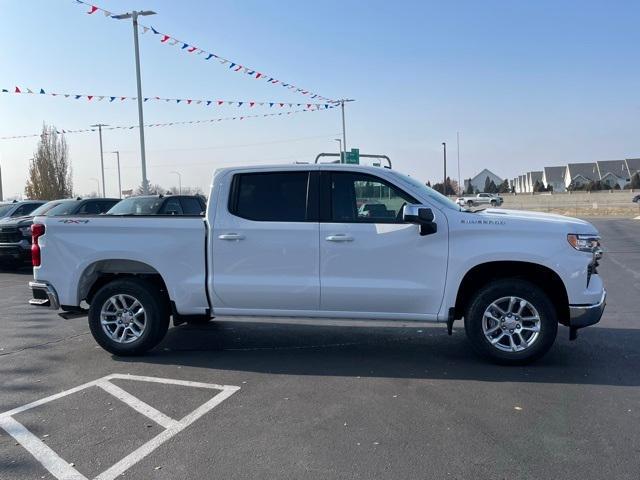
[334,138,342,158]
[90,123,108,198]
[170,171,182,194]
[113,9,156,195]
[456,132,461,195]
[339,99,355,163]
[442,142,447,195]
[111,151,122,198]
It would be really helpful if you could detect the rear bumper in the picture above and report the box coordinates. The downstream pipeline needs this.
[569,289,606,328]
[29,281,60,309]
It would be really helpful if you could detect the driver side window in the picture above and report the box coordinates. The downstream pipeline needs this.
[330,172,416,223]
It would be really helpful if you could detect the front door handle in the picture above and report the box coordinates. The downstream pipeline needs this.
[218,233,245,241]
[325,234,354,242]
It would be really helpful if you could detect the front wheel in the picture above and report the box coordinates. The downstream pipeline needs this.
[464,279,558,365]
[88,278,170,356]
[490,200,497,207]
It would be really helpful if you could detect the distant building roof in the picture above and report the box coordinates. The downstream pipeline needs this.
[567,162,598,181]
[470,168,503,184]
[597,160,628,179]
[543,166,566,184]
[528,171,543,184]
[626,158,640,177]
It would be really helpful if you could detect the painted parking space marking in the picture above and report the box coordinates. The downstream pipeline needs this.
[0,373,240,480]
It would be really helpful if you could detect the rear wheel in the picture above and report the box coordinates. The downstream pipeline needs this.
[88,278,169,356]
[490,200,497,207]
[467,200,474,207]
[464,279,557,364]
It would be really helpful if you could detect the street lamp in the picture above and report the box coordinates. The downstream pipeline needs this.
[442,142,447,196]
[170,171,182,194]
[89,177,101,197]
[90,123,108,197]
[113,9,156,195]
[110,151,122,199]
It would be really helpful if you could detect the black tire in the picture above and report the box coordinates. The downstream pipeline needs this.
[88,278,170,356]
[490,200,497,207]
[464,279,558,365]
[467,200,474,207]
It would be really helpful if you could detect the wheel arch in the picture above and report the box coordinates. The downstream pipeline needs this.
[454,261,569,324]
[78,259,170,307]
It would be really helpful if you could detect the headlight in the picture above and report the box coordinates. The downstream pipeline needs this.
[19,226,32,236]
[567,234,600,253]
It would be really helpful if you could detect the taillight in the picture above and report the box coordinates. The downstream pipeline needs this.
[31,224,45,267]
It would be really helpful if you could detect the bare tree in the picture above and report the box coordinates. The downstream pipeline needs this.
[25,124,73,200]
[167,186,204,196]
[135,182,165,195]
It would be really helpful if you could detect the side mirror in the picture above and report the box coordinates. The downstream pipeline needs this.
[402,204,437,236]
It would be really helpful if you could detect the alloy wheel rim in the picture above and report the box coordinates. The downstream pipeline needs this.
[482,296,541,353]
[100,294,146,344]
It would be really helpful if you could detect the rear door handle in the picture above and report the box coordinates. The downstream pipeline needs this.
[325,234,354,242]
[218,233,245,241]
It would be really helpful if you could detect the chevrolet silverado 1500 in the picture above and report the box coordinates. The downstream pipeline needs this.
[28,164,606,364]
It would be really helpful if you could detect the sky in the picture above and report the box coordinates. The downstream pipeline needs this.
[0,0,638,199]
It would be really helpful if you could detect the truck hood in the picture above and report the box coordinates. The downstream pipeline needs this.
[477,208,598,234]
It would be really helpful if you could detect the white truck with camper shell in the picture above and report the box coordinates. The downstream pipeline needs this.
[28,163,606,364]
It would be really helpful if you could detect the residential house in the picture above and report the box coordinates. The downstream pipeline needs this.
[542,166,567,192]
[565,163,598,189]
[596,160,629,189]
[464,168,503,193]
[526,171,543,192]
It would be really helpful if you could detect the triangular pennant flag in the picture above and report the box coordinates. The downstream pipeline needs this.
[255,73,263,79]
[187,100,192,104]
[144,97,149,102]
[64,94,70,98]
[97,96,104,101]
[229,63,236,69]
[87,5,98,14]
[196,100,202,104]
[161,35,170,43]
[188,46,197,53]
[87,95,93,100]
[103,10,111,17]
[176,99,181,103]
[39,88,45,94]
[170,39,179,45]
[1,89,8,93]
[110,97,116,102]
[237,102,243,107]
[217,100,224,105]
[181,43,189,49]
[206,54,213,60]
[26,88,33,93]
[269,102,274,107]
[151,26,160,35]
[249,102,255,107]
[75,95,82,99]
[142,26,149,34]
[120,96,126,101]
[206,100,212,106]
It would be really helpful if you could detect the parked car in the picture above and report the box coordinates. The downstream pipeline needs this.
[0,200,46,220]
[0,197,119,267]
[28,164,605,364]
[633,194,640,203]
[456,193,504,208]
[106,194,206,216]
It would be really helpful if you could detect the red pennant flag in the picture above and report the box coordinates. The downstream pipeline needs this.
[161,35,170,43]
[217,100,224,105]
[87,95,93,101]
[87,5,98,14]
[187,99,192,104]
[249,102,255,107]
[188,46,197,52]
[307,104,311,108]
[255,73,262,79]
[279,103,284,107]
[14,86,21,93]
[120,97,126,101]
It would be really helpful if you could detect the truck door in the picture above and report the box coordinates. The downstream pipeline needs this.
[211,170,320,312]
[319,171,448,317]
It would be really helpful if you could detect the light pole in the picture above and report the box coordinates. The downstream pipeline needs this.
[334,138,342,160]
[456,132,461,195]
[90,123,108,197]
[113,9,156,195]
[338,99,355,162]
[89,177,101,197]
[442,142,447,196]
[170,171,182,194]
[110,151,122,199]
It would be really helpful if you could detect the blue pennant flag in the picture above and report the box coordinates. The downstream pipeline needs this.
[269,102,274,107]
[151,26,160,35]
[74,95,82,99]
[205,54,213,60]
[109,96,116,102]
[144,98,149,102]
[39,88,45,94]
[206,100,212,106]
[229,63,236,69]
[181,43,189,49]
[176,99,181,104]
[237,102,243,107]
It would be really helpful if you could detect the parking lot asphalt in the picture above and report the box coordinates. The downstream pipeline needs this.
[0,218,638,480]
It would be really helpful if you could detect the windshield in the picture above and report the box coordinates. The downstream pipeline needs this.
[107,197,164,215]
[389,170,462,211]
[45,200,81,216]
[29,201,68,216]
[0,204,14,217]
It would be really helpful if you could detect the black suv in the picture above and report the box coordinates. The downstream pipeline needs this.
[0,197,119,267]
[0,200,46,220]
[106,194,206,216]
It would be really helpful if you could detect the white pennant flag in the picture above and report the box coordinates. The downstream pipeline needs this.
[142,26,149,34]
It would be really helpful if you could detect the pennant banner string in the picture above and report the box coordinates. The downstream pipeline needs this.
[73,0,337,104]
[1,86,331,110]
[0,105,336,140]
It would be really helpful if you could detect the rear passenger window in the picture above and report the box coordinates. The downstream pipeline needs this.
[230,172,309,222]
[161,198,184,215]
[180,197,204,215]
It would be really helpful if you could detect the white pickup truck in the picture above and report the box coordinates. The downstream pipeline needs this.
[28,164,606,364]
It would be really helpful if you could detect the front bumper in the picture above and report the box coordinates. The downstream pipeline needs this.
[569,289,606,328]
[29,281,60,309]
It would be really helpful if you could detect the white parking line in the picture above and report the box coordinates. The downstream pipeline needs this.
[0,374,240,480]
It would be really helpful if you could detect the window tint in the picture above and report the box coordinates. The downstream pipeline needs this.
[98,201,118,213]
[330,172,416,223]
[77,201,101,214]
[161,198,184,215]
[230,172,309,222]
[0,204,14,217]
[180,197,204,215]
[12,204,32,216]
